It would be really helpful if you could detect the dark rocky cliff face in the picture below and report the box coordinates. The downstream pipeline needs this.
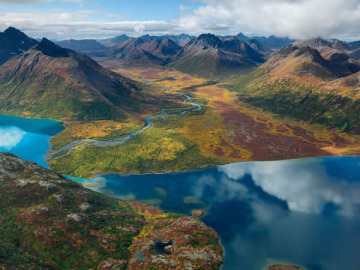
[0,27,38,65]
[0,152,223,269]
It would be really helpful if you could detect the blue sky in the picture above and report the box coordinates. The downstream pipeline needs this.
[0,0,359,41]
[0,0,203,21]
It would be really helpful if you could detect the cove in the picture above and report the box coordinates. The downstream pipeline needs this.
[2,114,360,269]
[0,114,64,167]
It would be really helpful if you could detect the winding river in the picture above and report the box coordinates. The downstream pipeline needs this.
[45,87,202,160]
[2,77,360,269]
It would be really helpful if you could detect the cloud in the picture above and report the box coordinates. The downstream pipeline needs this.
[0,10,172,39]
[0,127,26,150]
[180,0,360,39]
[1,0,360,40]
[219,159,360,216]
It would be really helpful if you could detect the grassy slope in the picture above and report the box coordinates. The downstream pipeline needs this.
[46,67,360,179]
[0,45,176,123]
[47,68,246,178]
[224,70,360,134]
[0,75,126,121]
[49,100,237,178]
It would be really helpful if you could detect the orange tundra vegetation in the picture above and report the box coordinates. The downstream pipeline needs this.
[48,66,360,178]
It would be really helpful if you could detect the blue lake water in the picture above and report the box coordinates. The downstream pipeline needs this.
[0,115,64,167]
[2,115,360,270]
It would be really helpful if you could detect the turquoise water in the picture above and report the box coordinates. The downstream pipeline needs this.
[0,115,64,167]
[2,115,360,269]
[76,157,360,270]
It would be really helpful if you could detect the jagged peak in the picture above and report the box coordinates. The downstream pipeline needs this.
[295,46,323,59]
[197,33,222,48]
[278,44,299,56]
[2,26,33,42]
[34,38,69,57]
[4,26,23,35]
[294,38,332,48]
[235,32,249,41]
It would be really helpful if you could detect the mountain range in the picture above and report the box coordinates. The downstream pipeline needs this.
[57,39,107,55]
[170,34,265,78]
[2,27,360,134]
[55,32,293,79]
[226,37,360,133]
[0,35,157,121]
[106,36,183,67]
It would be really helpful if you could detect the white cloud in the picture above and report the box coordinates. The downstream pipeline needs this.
[180,0,360,39]
[0,127,26,150]
[1,0,360,40]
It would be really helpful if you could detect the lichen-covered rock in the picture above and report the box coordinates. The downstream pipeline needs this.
[79,202,92,212]
[67,213,88,223]
[127,202,223,270]
[97,258,127,270]
[0,153,224,269]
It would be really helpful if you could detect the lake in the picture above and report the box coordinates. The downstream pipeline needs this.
[2,114,360,270]
[0,114,64,167]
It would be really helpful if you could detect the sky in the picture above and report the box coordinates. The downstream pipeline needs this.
[1,0,360,41]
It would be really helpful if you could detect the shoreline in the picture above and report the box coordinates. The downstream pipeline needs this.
[65,154,360,180]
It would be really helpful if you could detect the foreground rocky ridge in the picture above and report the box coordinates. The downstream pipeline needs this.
[0,152,223,269]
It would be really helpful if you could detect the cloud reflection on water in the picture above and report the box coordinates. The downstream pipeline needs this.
[218,159,360,217]
[0,126,26,150]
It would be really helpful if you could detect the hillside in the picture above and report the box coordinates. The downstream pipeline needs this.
[235,33,293,51]
[107,36,183,67]
[261,43,360,79]
[0,152,223,269]
[171,34,265,78]
[57,39,107,55]
[167,34,194,46]
[0,27,38,65]
[100,34,130,47]
[225,39,360,133]
[97,33,267,79]
[0,38,164,121]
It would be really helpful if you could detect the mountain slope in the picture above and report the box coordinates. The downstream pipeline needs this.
[235,33,293,51]
[0,38,153,121]
[167,33,194,46]
[225,40,360,134]
[171,34,265,78]
[261,42,360,79]
[100,34,130,47]
[0,152,223,269]
[0,27,38,65]
[57,39,107,55]
[107,36,183,67]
